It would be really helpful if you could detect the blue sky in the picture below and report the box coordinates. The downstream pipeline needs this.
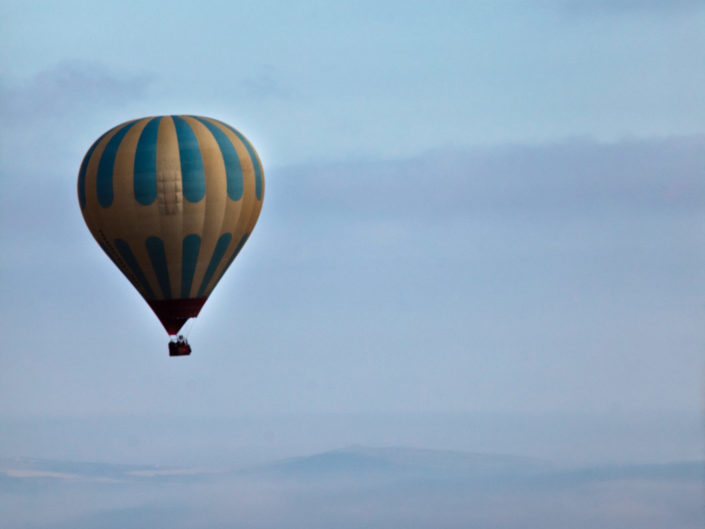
[1,1,704,461]
[3,1,703,163]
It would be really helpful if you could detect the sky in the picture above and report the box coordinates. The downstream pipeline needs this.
[1,0,705,468]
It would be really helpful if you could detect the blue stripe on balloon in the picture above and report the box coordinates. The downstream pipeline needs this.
[172,116,206,203]
[197,233,232,297]
[114,238,155,299]
[78,129,111,210]
[193,117,244,201]
[181,234,201,298]
[133,117,161,205]
[97,121,137,208]
[217,121,263,201]
[223,233,250,272]
[145,236,172,299]
[200,232,249,295]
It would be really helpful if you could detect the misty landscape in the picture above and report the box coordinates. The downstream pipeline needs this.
[2,444,703,529]
[2,412,704,528]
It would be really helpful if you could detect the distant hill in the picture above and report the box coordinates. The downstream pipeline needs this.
[2,448,703,488]
[248,445,554,481]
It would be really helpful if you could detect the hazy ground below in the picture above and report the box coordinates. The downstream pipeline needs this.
[1,445,703,529]
[2,411,704,527]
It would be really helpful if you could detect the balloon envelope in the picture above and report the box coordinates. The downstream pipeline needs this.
[78,115,264,334]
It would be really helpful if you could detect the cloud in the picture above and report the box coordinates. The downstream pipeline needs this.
[239,66,293,99]
[0,61,152,122]
[0,62,154,181]
[548,0,704,16]
[269,136,705,222]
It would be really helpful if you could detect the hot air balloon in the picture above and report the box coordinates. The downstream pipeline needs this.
[78,115,264,354]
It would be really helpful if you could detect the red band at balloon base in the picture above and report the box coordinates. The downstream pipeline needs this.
[147,298,207,335]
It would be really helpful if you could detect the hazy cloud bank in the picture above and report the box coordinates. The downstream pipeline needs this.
[0,62,153,180]
[0,62,151,122]
[549,0,704,16]
[270,135,705,221]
